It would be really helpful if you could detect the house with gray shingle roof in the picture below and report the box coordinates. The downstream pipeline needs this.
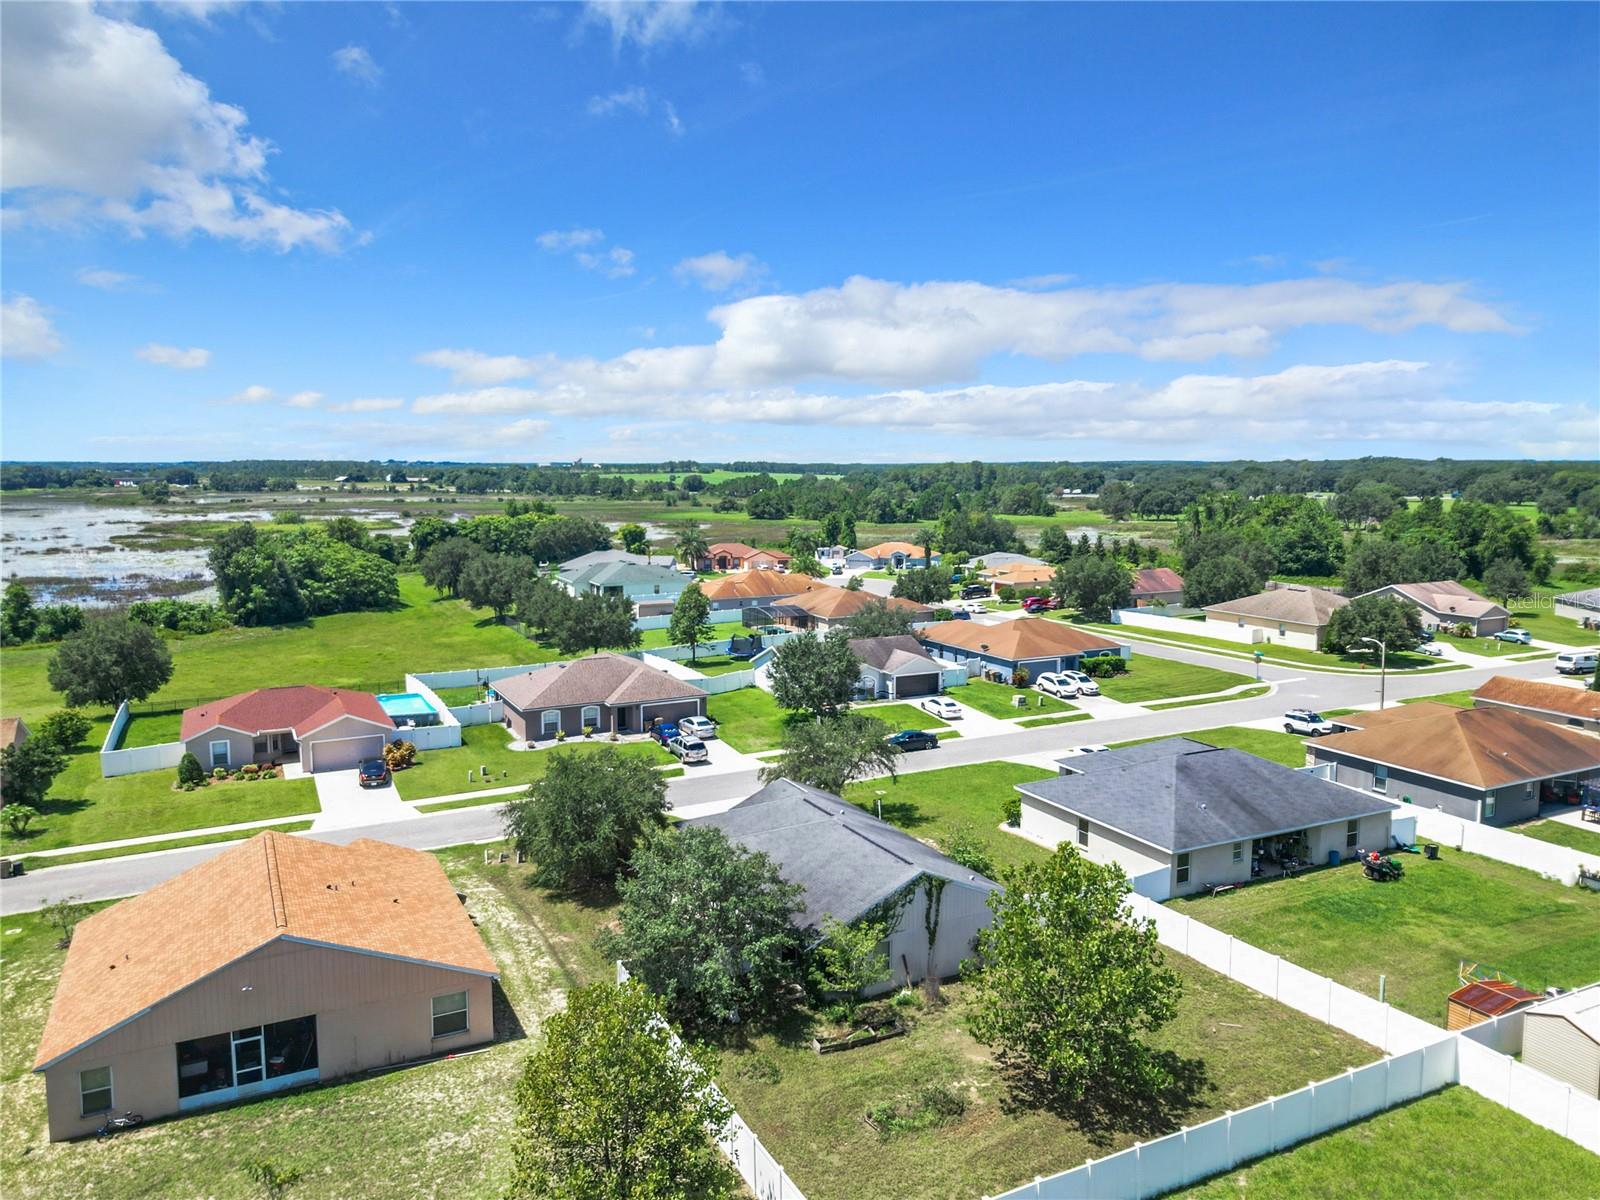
[849,635,946,700]
[557,561,689,605]
[687,779,997,995]
[491,653,706,741]
[1017,738,1396,900]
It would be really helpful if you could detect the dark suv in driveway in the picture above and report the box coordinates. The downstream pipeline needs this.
[358,758,391,787]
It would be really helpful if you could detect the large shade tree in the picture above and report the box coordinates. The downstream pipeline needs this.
[766,629,860,718]
[1322,595,1423,655]
[758,713,899,795]
[46,615,174,708]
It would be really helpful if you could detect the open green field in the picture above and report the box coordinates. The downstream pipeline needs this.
[0,845,616,1200]
[1096,656,1252,704]
[391,723,672,802]
[706,687,799,753]
[843,761,1056,875]
[1168,1085,1600,1199]
[958,678,1073,718]
[1513,817,1600,853]
[1169,852,1600,1025]
[0,574,541,728]
[715,954,1376,1200]
[1112,725,1310,769]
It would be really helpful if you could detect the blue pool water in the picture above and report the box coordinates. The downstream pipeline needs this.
[376,692,438,722]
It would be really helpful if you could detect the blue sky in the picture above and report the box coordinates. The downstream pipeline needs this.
[2,1,1596,464]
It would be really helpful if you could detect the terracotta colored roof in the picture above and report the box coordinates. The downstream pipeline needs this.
[1312,705,1600,790]
[707,542,790,562]
[1473,676,1600,722]
[918,617,1122,661]
[781,589,930,621]
[0,717,28,750]
[1204,585,1348,627]
[862,541,930,558]
[700,570,827,602]
[1132,567,1185,596]
[34,832,498,1070]
[181,686,392,743]
[492,652,704,711]
[744,548,792,564]
[1327,701,1464,731]
[1369,580,1508,622]
[983,564,1055,585]
[1449,980,1541,1017]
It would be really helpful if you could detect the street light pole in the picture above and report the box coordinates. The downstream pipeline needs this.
[1359,636,1388,709]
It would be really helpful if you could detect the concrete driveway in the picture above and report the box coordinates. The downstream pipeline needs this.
[311,768,419,831]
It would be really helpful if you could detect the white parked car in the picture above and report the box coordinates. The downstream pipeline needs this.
[1416,642,1444,657]
[1034,672,1079,699]
[1060,670,1100,696]
[678,715,717,739]
[1283,709,1335,736]
[921,696,963,721]
[960,601,989,615]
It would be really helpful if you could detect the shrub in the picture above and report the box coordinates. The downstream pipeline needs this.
[583,725,595,738]
[1012,666,1031,687]
[939,824,996,877]
[555,729,567,742]
[867,1082,967,1139]
[182,782,196,792]
[997,585,1017,602]
[176,752,206,787]
[1083,655,1127,678]
[1454,622,1473,638]
[241,763,260,776]
[213,767,228,779]
[1,804,39,835]
[383,740,417,770]
[261,768,277,779]
[1000,790,1022,828]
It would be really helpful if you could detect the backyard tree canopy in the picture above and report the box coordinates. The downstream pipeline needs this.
[46,614,174,708]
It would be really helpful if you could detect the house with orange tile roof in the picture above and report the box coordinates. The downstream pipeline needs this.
[698,569,828,612]
[1472,675,1600,734]
[699,542,791,572]
[765,588,932,632]
[33,831,498,1141]
[861,540,939,569]
[180,685,397,774]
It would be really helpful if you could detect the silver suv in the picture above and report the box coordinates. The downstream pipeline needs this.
[667,736,709,764]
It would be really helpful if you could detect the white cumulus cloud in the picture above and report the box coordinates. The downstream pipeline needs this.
[674,250,766,292]
[136,342,210,369]
[285,390,323,408]
[76,267,140,291]
[586,87,649,116]
[332,45,382,86]
[1,295,64,359]
[582,0,716,50]
[218,384,273,405]
[415,349,542,386]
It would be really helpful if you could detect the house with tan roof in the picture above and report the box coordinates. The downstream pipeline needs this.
[1131,567,1186,607]
[1203,584,1349,651]
[981,562,1056,590]
[917,617,1127,680]
[861,540,938,569]
[698,569,827,612]
[1307,704,1600,825]
[1357,579,1510,636]
[490,652,706,741]
[1,716,29,751]
[181,686,397,774]
[698,542,791,572]
[33,831,498,1141]
[1472,675,1600,734]
[766,588,932,632]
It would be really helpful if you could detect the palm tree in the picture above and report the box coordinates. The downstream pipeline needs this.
[675,523,710,570]
[913,526,939,568]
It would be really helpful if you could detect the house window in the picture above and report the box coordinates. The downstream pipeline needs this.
[1278,623,1287,636]
[1346,819,1359,848]
[540,711,560,736]
[79,1066,112,1116]
[432,991,469,1039]
[1175,853,1191,885]
[1373,765,1388,794]
[1077,817,1089,847]
[253,738,268,756]
[1232,842,1243,864]
[208,740,230,768]
[580,705,600,729]
[1485,794,1496,820]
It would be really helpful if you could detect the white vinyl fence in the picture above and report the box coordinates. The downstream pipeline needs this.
[989,1040,1458,1200]
[99,701,185,777]
[1405,806,1597,886]
[614,963,807,1200]
[1112,608,1259,643]
[395,676,465,751]
[635,609,745,631]
[410,661,563,691]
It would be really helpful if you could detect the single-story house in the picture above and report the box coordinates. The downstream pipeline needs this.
[181,686,396,774]
[861,541,938,570]
[1015,738,1398,901]
[492,652,706,741]
[917,617,1127,680]
[1446,980,1542,1030]
[1203,584,1348,651]
[557,548,656,574]
[850,635,946,700]
[1472,675,1600,734]
[1306,703,1600,825]
[1522,985,1600,1099]
[557,561,689,605]
[819,545,876,570]
[981,563,1056,590]
[971,552,1046,572]
[1553,588,1600,626]
[1356,580,1510,636]
[1,716,29,750]
[766,588,931,632]
[698,542,791,572]
[1131,567,1186,607]
[699,569,828,612]
[686,779,997,995]
[33,831,498,1141]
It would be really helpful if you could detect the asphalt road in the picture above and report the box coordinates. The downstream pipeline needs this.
[0,644,1564,915]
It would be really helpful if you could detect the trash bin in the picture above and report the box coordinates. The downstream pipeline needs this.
[1424,844,1438,860]
[1328,850,1340,867]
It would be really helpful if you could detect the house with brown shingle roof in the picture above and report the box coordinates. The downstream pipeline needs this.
[698,569,826,612]
[1357,580,1510,636]
[917,617,1127,679]
[1307,704,1600,825]
[181,686,396,774]
[1472,675,1600,735]
[766,588,932,632]
[490,652,706,741]
[1203,584,1348,651]
[1131,567,1185,607]
[33,831,498,1141]
[699,542,791,572]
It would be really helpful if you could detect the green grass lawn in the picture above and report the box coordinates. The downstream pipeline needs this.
[16,820,316,870]
[706,687,801,753]
[1399,689,1476,708]
[957,678,1073,718]
[680,654,753,676]
[1512,818,1600,853]
[1145,685,1272,711]
[716,954,1376,1200]
[0,574,542,728]
[430,684,488,706]
[844,761,1056,875]
[0,845,619,1200]
[1111,725,1310,769]
[1169,852,1600,1025]
[1167,1085,1600,1199]
[1096,657,1252,704]
[1437,632,1544,658]
[856,702,949,732]
[115,709,183,749]
[391,723,671,802]
[1068,618,1450,673]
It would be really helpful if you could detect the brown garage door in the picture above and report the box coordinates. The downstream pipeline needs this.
[307,733,387,773]
[895,672,941,698]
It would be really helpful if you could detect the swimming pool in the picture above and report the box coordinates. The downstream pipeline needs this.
[376,692,441,726]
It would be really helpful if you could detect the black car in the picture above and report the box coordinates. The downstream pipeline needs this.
[357,757,391,788]
[886,729,939,751]
[960,584,991,600]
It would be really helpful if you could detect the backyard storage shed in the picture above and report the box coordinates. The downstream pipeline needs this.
[33,832,498,1141]
[686,779,996,995]
[492,652,706,741]
[1446,980,1541,1030]
[1522,986,1600,1099]
[180,686,395,774]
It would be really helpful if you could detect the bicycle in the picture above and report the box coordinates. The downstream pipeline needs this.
[95,1110,144,1140]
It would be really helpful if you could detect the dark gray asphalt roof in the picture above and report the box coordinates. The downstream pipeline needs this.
[848,635,941,673]
[1056,737,1215,774]
[1021,739,1397,854]
[685,779,997,933]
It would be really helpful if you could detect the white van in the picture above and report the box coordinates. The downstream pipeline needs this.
[1555,651,1597,675]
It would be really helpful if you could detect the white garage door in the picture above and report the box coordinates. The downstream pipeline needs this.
[307,733,386,773]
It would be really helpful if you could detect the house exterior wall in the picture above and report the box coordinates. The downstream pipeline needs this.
[1522,1015,1600,1099]
[1312,753,1540,826]
[1362,585,1509,635]
[873,879,992,996]
[303,715,396,773]
[503,696,704,741]
[40,940,494,1141]
[1203,612,1324,651]
[1019,797,1171,880]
